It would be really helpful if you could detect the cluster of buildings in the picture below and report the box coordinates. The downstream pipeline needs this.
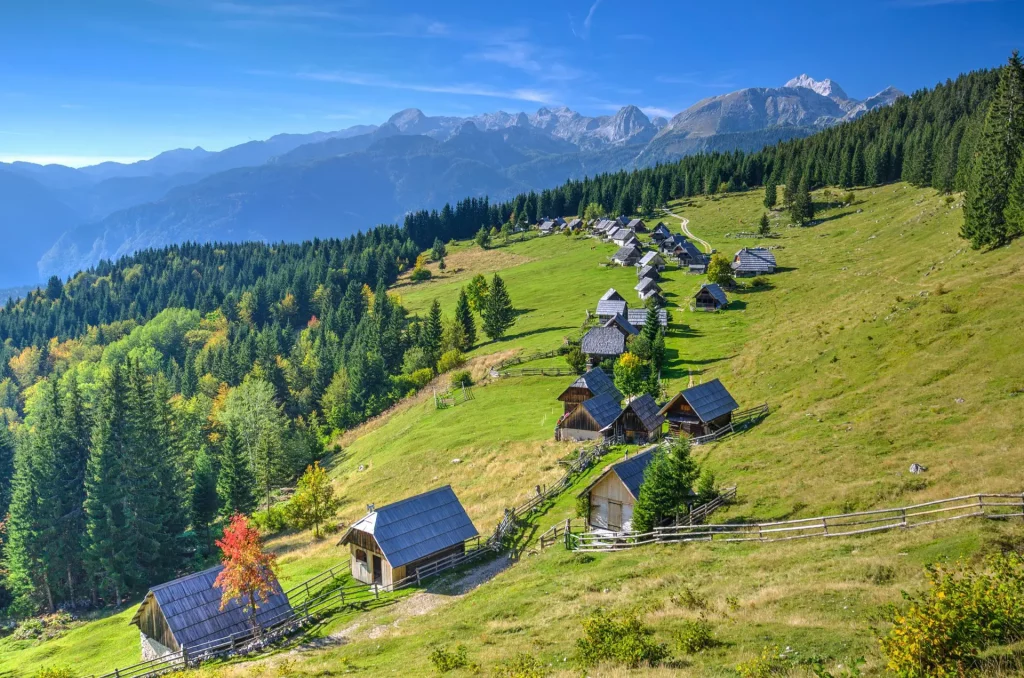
[581,288,669,368]
[538,216,583,234]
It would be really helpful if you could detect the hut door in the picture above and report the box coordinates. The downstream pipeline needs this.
[608,501,623,531]
[372,555,383,584]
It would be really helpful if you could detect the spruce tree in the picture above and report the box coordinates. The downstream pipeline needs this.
[190,448,219,555]
[641,305,661,345]
[481,274,515,342]
[454,289,476,350]
[963,51,1024,248]
[421,299,443,370]
[631,440,700,533]
[758,212,771,236]
[1004,153,1024,239]
[53,376,91,603]
[217,425,257,518]
[790,175,814,225]
[763,179,777,209]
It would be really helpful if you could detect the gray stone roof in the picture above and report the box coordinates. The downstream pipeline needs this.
[581,327,626,356]
[596,299,628,317]
[732,247,777,273]
[697,283,728,306]
[604,313,639,336]
[562,367,622,402]
[581,392,624,429]
[627,308,669,327]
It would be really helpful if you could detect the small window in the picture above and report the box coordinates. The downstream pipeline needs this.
[355,549,367,563]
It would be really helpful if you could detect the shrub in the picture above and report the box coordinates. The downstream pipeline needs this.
[430,645,474,673]
[671,586,708,611]
[14,612,76,641]
[491,653,547,678]
[34,669,75,678]
[409,367,435,390]
[864,564,896,585]
[450,370,473,388]
[565,344,586,373]
[250,506,289,533]
[737,645,784,678]
[575,494,590,519]
[879,552,1024,677]
[675,618,717,654]
[749,275,771,288]
[575,610,668,669]
[437,348,465,373]
[410,267,432,282]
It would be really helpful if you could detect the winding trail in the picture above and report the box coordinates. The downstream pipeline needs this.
[661,207,712,254]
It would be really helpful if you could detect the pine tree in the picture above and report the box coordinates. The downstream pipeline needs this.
[421,299,443,370]
[631,440,700,533]
[963,51,1024,248]
[190,448,219,555]
[430,237,447,261]
[763,180,777,209]
[481,274,515,341]
[758,212,771,236]
[218,425,257,518]
[790,175,814,225]
[641,305,661,345]
[1005,153,1024,239]
[454,289,476,350]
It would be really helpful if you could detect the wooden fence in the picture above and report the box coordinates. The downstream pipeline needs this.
[493,349,563,371]
[433,384,474,409]
[567,493,1024,553]
[497,367,579,378]
[689,403,769,445]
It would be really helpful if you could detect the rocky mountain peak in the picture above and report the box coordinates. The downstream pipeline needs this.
[785,74,850,102]
[386,108,428,130]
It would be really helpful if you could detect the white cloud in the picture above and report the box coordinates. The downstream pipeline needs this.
[290,70,559,104]
[640,106,674,119]
[583,0,602,36]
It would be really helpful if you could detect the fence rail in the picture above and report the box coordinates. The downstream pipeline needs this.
[567,493,1024,553]
[497,367,580,378]
[689,403,769,446]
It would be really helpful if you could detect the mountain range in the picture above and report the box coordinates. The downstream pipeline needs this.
[0,75,903,289]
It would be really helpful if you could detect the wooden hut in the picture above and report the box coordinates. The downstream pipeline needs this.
[339,486,478,589]
[596,289,628,318]
[650,223,672,242]
[638,250,666,271]
[627,308,668,328]
[577,446,658,532]
[627,218,647,233]
[732,247,777,276]
[556,367,622,414]
[693,283,728,311]
[612,244,641,266]
[581,327,626,366]
[635,277,662,297]
[556,392,622,441]
[608,394,664,443]
[637,264,661,282]
[130,565,292,660]
[603,313,639,338]
[658,379,739,437]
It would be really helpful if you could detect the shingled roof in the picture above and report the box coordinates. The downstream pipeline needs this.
[732,247,777,273]
[601,288,625,302]
[651,223,672,239]
[596,299,628,317]
[560,367,622,402]
[696,283,728,306]
[346,486,478,569]
[637,265,660,281]
[635,277,661,294]
[607,445,659,499]
[581,327,626,356]
[618,394,665,433]
[638,251,665,268]
[580,392,623,430]
[612,245,641,264]
[604,313,639,336]
[131,565,292,651]
[659,379,739,423]
[627,308,668,327]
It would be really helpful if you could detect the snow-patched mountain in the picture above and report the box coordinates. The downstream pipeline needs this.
[785,74,853,108]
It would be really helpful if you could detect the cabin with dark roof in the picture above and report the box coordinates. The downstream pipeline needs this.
[577,446,657,531]
[637,265,660,282]
[556,392,623,441]
[557,367,622,414]
[566,218,582,230]
[650,223,672,241]
[664,235,705,267]
[732,247,777,276]
[604,313,639,337]
[608,394,664,444]
[635,277,661,295]
[130,565,292,660]
[612,245,641,266]
[596,298,628,318]
[693,283,728,311]
[627,218,647,232]
[638,251,666,270]
[627,308,669,328]
[538,220,556,234]
[339,486,478,589]
[581,327,626,366]
[658,379,739,437]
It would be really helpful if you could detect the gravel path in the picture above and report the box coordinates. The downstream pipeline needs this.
[661,208,712,253]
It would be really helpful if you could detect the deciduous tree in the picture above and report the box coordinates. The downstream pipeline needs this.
[288,461,341,539]
[214,514,279,631]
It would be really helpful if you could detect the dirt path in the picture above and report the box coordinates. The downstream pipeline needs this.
[661,207,712,254]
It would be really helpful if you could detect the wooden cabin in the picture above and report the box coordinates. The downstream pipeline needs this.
[581,327,626,366]
[637,265,660,282]
[627,218,647,233]
[650,223,672,241]
[638,251,666,271]
[603,313,639,338]
[556,367,622,414]
[608,394,665,444]
[556,392,622,441]
[130,565,292,660]
[339,486,478,589]
[732,247,777,277]
[597,290,628,318]
[658,379,739,437]
[612,244,641,266]
[627,308,669,328]
[693,283,728,311]
[577,446,658,532]
[635,277,662,297]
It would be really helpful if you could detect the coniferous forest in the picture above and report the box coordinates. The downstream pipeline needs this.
[1,55,1022,618]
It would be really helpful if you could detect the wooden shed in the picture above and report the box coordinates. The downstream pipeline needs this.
[581,327,626,366]
[339,486,478,589]
[732,247,777,276]
[130,565,292,660]
[693,283,728,311]
[612,244,641,266]
[603,313,639,338]
[555,392,622,441]
[556,367,622,414]
[658,379,739,437]
[577,446,659,532]
[608,394,665,444]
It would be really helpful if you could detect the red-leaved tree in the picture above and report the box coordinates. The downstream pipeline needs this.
[214,513,279,631]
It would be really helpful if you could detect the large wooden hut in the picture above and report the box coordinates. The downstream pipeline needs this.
[577,446,658,532]
[556,367,622,414]
[130,565,292,660]
[658,379,739,437]
[693,283,728,311]
[732,247,777,276]
[608,394,665,443]
[581,327,626,366]
[555,392,622,441]
[339,486,478,589]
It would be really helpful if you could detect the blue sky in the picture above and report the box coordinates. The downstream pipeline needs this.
[1,0,1020,166]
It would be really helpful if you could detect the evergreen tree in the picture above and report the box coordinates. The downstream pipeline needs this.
[481,274,515,341]
[421,299,443,370]
[758,212,771,236]
[474,226,491,249]
[0,420,13,521]
[641,305,661,345]
[430,237,447,261]
[631,440,700,533]
[217,425,257,518]
[190,448,219,555]
[790,175,815,225]
[763,179,777,209]
[454,289,476,350]
[964,51,1024,248]
[1004,152,1024,239]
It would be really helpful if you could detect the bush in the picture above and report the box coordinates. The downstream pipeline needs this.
[34,669,75,678]
[409,367,435,390]
[736,645,785,678]
[437,349,465,373]
[429,645,475,673]
[410,267,432,282]
[491,653,547,678]
[575,494,590,519]
[880,553,1024,677]
[675,618,717,654]
[864,564,896,585]
[671,586,708,611]
[749,275,771,288]
[565,344,586,373]
[13,612,76,641]
[250,507,289,534]
[450,370,473,388]
[575,610,668,669]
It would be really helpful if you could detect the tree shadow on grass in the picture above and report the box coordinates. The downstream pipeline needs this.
[810,210,855,225]
[496,324,572,343]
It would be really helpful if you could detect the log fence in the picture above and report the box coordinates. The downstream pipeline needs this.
[567,493,1024,553]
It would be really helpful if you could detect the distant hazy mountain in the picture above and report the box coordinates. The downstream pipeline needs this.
[1,74,904,286]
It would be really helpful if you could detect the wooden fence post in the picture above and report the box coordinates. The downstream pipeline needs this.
[182,646,189,667]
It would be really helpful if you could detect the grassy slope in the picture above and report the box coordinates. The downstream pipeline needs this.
[6,183,1024,676]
